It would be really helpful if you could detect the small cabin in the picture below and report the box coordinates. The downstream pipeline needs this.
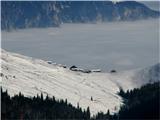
[47,61,52,64]
[110,70,117,73]
[91,69,101,72]
[81,69,91,73]
[70,66,91,73]
[70,65,77,70]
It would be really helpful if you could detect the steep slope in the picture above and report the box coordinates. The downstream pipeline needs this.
[1,50,159,115]
[2,1,159,30]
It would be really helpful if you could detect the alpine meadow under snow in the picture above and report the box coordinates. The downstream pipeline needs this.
[1,50,159,115]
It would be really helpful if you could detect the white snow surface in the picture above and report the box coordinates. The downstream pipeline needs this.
[1,50,159,115]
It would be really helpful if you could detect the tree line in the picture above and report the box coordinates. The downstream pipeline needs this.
[2,89,90,120]
[1,82,159,120]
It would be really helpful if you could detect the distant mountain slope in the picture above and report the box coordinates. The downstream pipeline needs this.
[132,63,160,85]
[1,50,159,115]
[2,1,159,30]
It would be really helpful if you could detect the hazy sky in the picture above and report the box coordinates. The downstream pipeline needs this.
[140,1,160,11]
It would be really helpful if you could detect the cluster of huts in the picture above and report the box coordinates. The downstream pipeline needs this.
[47,61,67,68]
[69,65,101,73]
[47,61,116,73]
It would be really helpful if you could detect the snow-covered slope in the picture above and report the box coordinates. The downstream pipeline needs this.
[1,50,159,115]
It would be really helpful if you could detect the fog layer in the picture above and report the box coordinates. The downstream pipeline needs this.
[2,19,159,71]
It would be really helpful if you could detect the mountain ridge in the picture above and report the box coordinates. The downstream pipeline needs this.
[2,1,160,30]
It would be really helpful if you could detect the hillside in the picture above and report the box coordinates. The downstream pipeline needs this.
[1,50,159,115]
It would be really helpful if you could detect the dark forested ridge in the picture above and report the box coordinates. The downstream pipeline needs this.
[95,82,160,120]
[118,82,160,119]
[1,82,160,120]
[2,1,160,30]
[1,89,91,120]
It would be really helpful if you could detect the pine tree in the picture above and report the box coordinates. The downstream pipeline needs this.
[86,107,90,119]
[40,93,43,101]
[91,96,93,101]
[107,109,110,116]
[77,103,79,109]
